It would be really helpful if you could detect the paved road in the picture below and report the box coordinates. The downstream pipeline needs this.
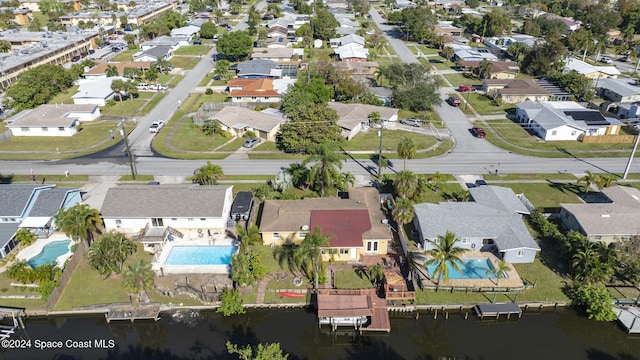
[368,8,417,64]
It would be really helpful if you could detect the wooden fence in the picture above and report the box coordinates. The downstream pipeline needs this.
[47,242,86,310]
[579,134,637,144]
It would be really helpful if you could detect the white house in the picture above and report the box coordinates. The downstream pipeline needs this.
[515,100,623,141]
[6,104,100,137]
[73,77,129,106]
[170,25,200,39]
[328,103,399,140]
[330,34,365,48]
[133,45,174,62]
[100,185,234,236]
[563,58,620,79]
[140,36,183,51]
[452,44,498,62]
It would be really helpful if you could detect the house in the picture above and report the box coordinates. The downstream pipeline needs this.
[0,184,82,259]
[72,76,129,106]
[267,18,295,30]
[82,60,153,79]
[451,44,498,62]
[457,60,520,79]
[330,34,365,48]
[434,24,464,37]
[596,78,640,103]
[250,48,303,63]
[205,106,284,140]
[236,60,280,78]
[170,25,200,39]
[6,104,100,136]
[133,45,174,62]
[413,186,540,264]
[515,100,623,141]
[563,58,620,79]
[259,187,392,262]
[267,25,290,38]
[484,35,539,51]
[328,103,399,140]
[483,79,552,104]
[226,78,282,103]
[368,86,393,106]
[265,36,293,48]
[100,185,234,236]
[334,43,369,62]
[139,36,182,51]
[559,186,640,244]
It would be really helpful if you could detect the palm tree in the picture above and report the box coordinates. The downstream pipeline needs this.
[13,228,36,246]
[487,260,511,286]
[397,137,416,171]
[110,79,126,106]
[272,170,293,192]
[236,224,261,253]
[105,64,119,77]
[145,67,159,83]
[53,203,103,248]
[338,172,355,192]
[428,171,446,192]
[392,197,415,227]
[441,46,454,64]
[368,111,382,128]
[0,40,11,53]
[87,231,136,276]
[285,163,309,189]
[293,227,329,292]
[507,42,527,62]
[394,170,419,199]
[425,231,467,286]
[123,259,155,304]
[155,58,172,74]
[367,264,385,288]
[577,170,600,193]
[123,33,136,47]
[303,143,343,197]
[571,246,598,283]
[193,161,224,185]
[478,59,491,79]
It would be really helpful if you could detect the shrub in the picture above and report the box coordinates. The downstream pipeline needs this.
[205,88,213,95]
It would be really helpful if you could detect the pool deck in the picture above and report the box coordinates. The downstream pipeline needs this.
[14,233,74,269]
[419,251,525,290]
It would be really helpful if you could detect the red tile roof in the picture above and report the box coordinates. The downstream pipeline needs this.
[227,78,280,97]
[310,209,371,247]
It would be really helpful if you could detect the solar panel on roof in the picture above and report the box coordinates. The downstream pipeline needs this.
[564,110,608,125]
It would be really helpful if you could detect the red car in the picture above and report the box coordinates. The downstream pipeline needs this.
[472,126,486,138]
[459,85,476,92]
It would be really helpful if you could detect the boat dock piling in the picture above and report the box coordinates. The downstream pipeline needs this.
[105,304,161,323]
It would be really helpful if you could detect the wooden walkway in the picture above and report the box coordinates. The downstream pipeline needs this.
[317,289,391,333]
[105,304,161,323]
[614,306,640,334]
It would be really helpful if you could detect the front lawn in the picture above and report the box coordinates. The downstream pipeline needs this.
[167,118,229,152]
[173,45,211,56]
[334,269,374,289]
[100,93,154,117]
[342,130,438,152]
[484,173,577,181]
[170,56,200,70]
[466,93,515,115]
[497,182,582,212]
[48,85,79,104]
[443,73,481,88]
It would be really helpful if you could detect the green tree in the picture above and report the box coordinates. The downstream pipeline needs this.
[480,11,511,37]
[311,7,339,40]
[87,231,136,276]
[13,228,36,246]
[338,172,355,192]
[367,264,384,287]
[477,59,491,79]
[507,42,527,62]
[278,103,342,154]
[231,250,267,286]
[379,63,441,112]
[368,111,382,128]
[577,170,599,193]
[487,260,511,286]
[302,142,343,197]
[155,58,172,74]
[123,33,136,47]
[217,31,253,61]
[401,6,437,41]
[193,161,224,185]
[425,231,468,285]
[237,224,261,253]
[201,119,221,136]
[571,283,617,321]
[5,64,74,111]
[53,203,103,248]
[441,46,454,64]
[217,288,245,316]
[522,38,567,76]
[110,79,127,106]
[105,65,119,77]
[294,227,329,291]
[123,259,155,303]
[145,67,159,83]
[200,21,217,39]
[27,17,43,32]
[226,341,289,360]
[6,261,36,284]
[392,197,415,228]
[214,59,231,79]
[394,170,419,199]
[397,137,416,171]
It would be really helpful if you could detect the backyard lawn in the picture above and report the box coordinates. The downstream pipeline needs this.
[334,269,374,289]
[48,85,79,104]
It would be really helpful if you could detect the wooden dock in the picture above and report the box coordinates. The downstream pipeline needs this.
[474,303,522,319]
[105,304,161,323]
[317,289,391,333]
[614,306,640,334]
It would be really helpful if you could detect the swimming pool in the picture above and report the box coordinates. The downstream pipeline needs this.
[28,240,72,268]
[426,258,497,280]
[164,246,235,266]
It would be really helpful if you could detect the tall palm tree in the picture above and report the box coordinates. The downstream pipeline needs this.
[123,259,155,304]
[487,260,511,286]
[155,58,172,74]
[110,79,126,106]
[392,197,415,227]
[293,227,329,292]
[303,143,343,197]
[368,111,382,128]
[397,137,416,171]
[0,40,11,53]
[193,161,224,185]
[441,46,454,64]
[105,64,119,77]
[338,172,355,191]
[478,59,492,79]
[577,170,600,193]
[285,163,309,189]
[394,170,419,199]
[236,224,261,253]
[53,203,103,248]
[87,231,136,276]
[425,231,467,286]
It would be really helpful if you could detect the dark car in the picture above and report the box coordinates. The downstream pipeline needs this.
[231,191,254,221]
[475,179,488,186]
[448,96,461,106]
[71,55,81,62]
[472,126,486,138]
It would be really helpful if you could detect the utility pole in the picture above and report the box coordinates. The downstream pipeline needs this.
[120,118,137,180]
[623,130,640,179]
[377,128,383,179]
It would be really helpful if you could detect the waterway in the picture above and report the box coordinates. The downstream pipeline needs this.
[3,308,640,359]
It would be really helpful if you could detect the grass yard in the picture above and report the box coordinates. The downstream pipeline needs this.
[466,93,515,115]
[199,76,212,87]
[167,118,229,152]
[170,56,200,70]
[429,57,454,71]
[173,45,210,56]
[118,174,154,181]
[99,94,154,117]
[0,121,132,160]
[110,49,137,62]
[138,93,165,116]
[497,182,582,212]
[264,291,309,304]
[415,183,465,203]
[48,85,79,104]
[216,138,245,151]
[443,73,482,88]
[334,269,374,289]
[342,130,438,152]
[0,269,48,310]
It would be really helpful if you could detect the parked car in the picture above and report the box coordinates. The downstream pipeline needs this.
[243,137,261,148]
[448,96,461,106]
[231,191,254,221]
[149,121,165,133]
[71,55,81,62]
[471,126,486,138]
[193,39,202,45]
[600,56,613,64]
[459,85,476,92]
[475,179,488,186]
[400,118,422,127]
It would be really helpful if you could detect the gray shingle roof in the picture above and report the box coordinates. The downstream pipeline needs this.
[0,185,51,217]
[469,186,530,214]
[237,60,278,76]
[29,188,80,217]
[100,185,232,218]
[597,78,640,98]
[0,223,20,249]
[143,45,173,59]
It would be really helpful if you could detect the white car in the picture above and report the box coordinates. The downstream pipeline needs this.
[149,121,164,133]
[600,56,613,64]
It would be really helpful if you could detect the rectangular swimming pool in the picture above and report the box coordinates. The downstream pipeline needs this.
[164,246,235,266]
[426,258,497,279]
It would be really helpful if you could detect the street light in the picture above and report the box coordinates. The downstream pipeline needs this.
[377,128,383,179]
[119,118,137,180]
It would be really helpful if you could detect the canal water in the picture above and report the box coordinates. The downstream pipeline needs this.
[3,308,640,359]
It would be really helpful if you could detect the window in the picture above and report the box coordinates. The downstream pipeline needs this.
[41,127,48,132]
[188,218,194,221]
[200,218,206,221]
[366,241,378,252]
[298,233,306,239]
[236,97,241,100]
[171,218,177,221]
[320,249,327,254]
[264,97,269,99]
[460,238,470,244]
[115,220,122,224]
[339,249,348,255]
[571,130,576,136]
[482,239,494,245]
[1,218,8,222]
[251,97,256,100]
[594,236,602,241]
[152,218,164,227]
[551,130,557,135]
[58,127,65,131]
[273,233,280,239]
[20,127,29,132]
[517,250,524,257]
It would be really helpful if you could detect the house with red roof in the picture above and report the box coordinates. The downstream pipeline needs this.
[259,187,392,261]
[226,78,282,103]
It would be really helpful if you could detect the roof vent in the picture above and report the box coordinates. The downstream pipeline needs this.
[601,214,610,218]
[301,225,309,231]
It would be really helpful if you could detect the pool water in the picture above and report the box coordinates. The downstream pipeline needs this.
[164,246,235,266]
[426,258,497,279]
[28,240,72,268]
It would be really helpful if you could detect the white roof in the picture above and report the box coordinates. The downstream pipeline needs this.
[170,25,200,37]
[564,58,621,76]
[73,77,127,99]
[335,43,368,59]
[19,217,50,228]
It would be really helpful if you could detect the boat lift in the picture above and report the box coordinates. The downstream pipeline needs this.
[0,307,26,339]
